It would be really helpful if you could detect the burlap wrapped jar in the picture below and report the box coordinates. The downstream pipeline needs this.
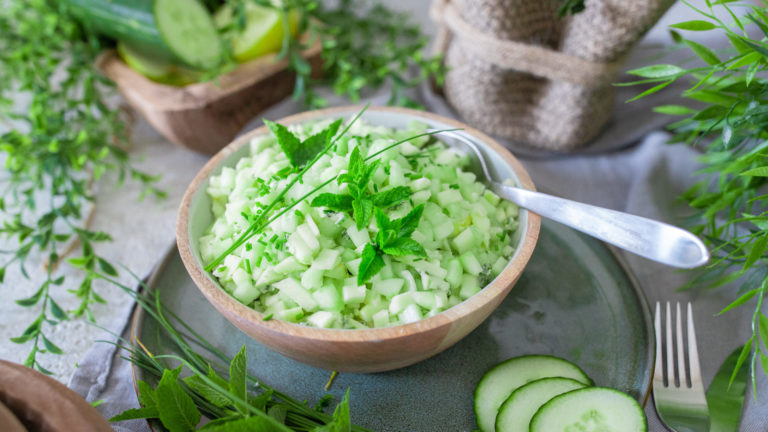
[431,0,675,151]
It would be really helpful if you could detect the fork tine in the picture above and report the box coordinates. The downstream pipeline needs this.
[654,302,664,386]
[676,302,689,387]
[687,302,704,389]
[665,302,676,386]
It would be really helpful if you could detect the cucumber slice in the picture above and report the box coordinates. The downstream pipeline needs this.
[530,387,647,432]
[473,355,592,432]
[495,377,588,432]
[154,0,222,69]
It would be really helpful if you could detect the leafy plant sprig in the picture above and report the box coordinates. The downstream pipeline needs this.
[0,0,163,372]
[78,264,368,431]
[357,206,427,285]
[626,0,768,392]
[310,146,412,230]
[227,0,445,108]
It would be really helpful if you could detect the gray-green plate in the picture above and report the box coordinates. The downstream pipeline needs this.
[132,219,654,431]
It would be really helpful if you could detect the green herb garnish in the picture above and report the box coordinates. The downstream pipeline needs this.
[628,0,768,392]
[311,146,412,229]
[357,205,427,285]
[0,0,163,371]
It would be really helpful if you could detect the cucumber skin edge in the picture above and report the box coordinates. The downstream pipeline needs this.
[473,355,593,432]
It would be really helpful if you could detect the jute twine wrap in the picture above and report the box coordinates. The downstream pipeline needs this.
[432,0,675,150]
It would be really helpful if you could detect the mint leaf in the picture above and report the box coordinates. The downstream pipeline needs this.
[358,243,385,285]
[137,380,158,410]
[250,389,274,412]
[155,367,201,432]
[314,389,352,432]
[184,366,232,408]
[393,204,424,238]
[372,186,412,208]
[352,198,374,229]
[229,345,248,413]
[381,237,427,257]
[110,407,160,422]
[360,159,381,187]
[265,119,342,168]
[374,208,391,232]
[346,146,364,181]
[310,193,353,212]
[264,120,302,166]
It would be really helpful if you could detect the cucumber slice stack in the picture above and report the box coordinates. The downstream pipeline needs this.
[473,355,647,432]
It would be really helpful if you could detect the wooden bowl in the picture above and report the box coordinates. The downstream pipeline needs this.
[0,360,112,432]
[177,106,540,372]
[96,42,322,155]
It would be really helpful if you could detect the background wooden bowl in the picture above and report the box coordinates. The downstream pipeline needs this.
[97,42,322,155]
[177,106,540,372]
[0,360,112,432]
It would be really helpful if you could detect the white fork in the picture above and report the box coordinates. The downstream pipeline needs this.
[652,302,710,432]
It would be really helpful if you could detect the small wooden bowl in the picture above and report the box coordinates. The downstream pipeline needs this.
[96,43,322,155]
[177,106,540,373]
[0,360,112,432]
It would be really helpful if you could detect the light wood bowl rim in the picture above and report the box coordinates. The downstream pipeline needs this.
[177,105,540,343]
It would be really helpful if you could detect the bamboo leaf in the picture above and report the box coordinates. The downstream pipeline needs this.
[741,167,768,177]
[653,105,697,115]
[745,234,768,268]
[626,64,685,78]
[730,338,753,387]
[717,289,758,315]
[626,80,674,102]
[670,20,717,31]
[684,39,721,64]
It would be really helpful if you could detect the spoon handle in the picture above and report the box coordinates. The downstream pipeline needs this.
[493,184,709,269]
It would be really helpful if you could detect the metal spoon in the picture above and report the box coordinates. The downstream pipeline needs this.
[429,129,710,269]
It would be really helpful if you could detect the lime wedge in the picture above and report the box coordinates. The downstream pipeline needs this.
[215,3,296,63]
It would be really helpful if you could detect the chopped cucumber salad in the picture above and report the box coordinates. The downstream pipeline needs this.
[199,116,520,329]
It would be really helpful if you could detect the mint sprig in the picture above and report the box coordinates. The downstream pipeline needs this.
[311,145,412,229]
[358,205,427,285]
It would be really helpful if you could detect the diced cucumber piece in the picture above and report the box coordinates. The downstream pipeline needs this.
[474,355,592,432]
[297,223,320,252]
[313,248,341,270]
[453,227,478,254]
[342,280,367,305]
[459,274,480,299]
[436,188,463,206]
[446,258,463,288]
[412,291,437,309]
[495,377,588,432]
[274,256,306,275]
[372,309,390,328]
[389,292,415,315]
[491,256,509,276]
[313,284,343,311]
[306,311,337,328]
[346,225,370,249]
[301,267,323,290]
[231,268,258,304]
[399,303,423,324]
[400,270,418,292]
[530,387,647,432]
[276,307,304,323]
[372,278,404,298]
[460,252,483,276]
[273,278,317,312]
[359,300,385,323]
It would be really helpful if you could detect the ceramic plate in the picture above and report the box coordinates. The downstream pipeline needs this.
[132,218,654,431]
